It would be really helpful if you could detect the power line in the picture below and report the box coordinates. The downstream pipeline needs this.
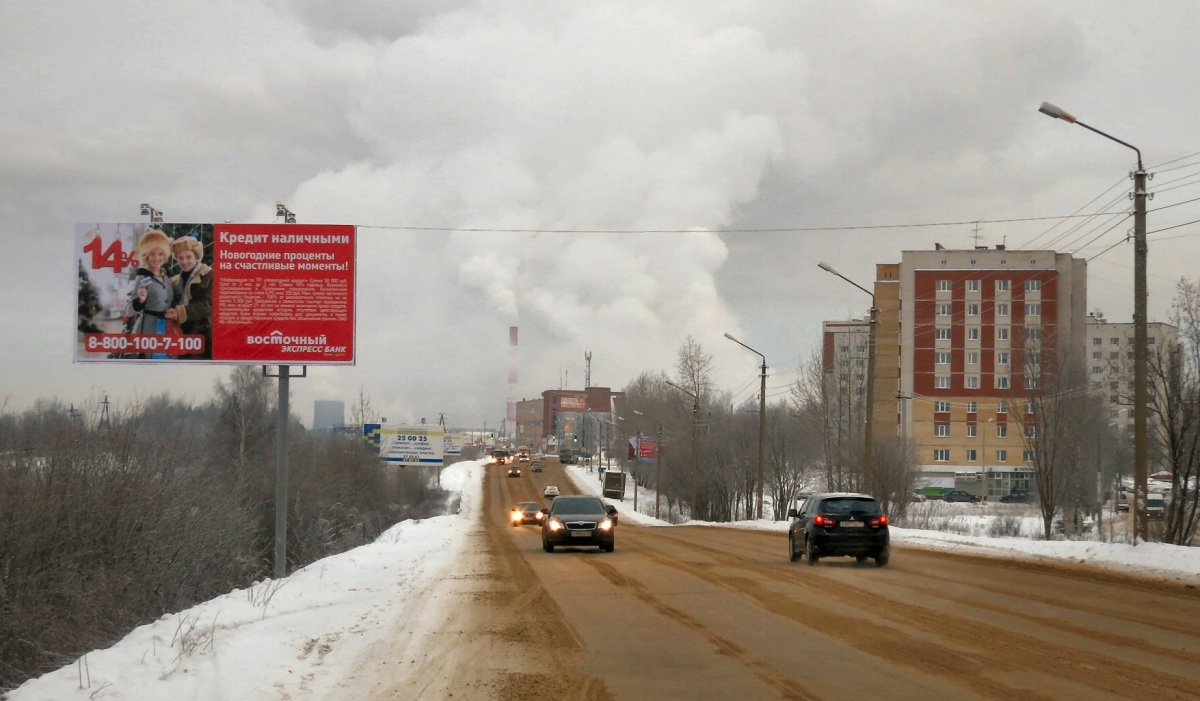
[357,211,1127,236]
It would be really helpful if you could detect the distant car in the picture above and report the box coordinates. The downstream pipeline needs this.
[543,485,560,498]
[507,466,522,478]
[540,495,617,552]
[787,493,889,566]
[518,454,530,463]
[510,501,543,526]
[531,460,543,473]
[1146,494,1167,520]
[909,490,928,503]
[941,489,982,503]
[1000,489,1033,504]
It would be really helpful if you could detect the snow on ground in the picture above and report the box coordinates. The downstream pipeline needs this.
[9,459,1199,700]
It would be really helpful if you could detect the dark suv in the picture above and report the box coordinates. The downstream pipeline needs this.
[788,493,889,567]
[541,495,617,553]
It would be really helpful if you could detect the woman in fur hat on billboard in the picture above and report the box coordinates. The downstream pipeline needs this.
[122,229,175,359]
[165,233,213,359]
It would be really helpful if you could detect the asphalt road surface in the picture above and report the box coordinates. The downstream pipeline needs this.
[373,457,1200,701]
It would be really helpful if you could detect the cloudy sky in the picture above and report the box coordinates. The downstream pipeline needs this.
[5,1,1200,429]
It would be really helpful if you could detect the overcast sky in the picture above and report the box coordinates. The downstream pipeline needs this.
[5,1,1200,428]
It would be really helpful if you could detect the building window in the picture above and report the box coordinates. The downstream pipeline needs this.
[996,351,1009,365]
[1025,402,1035,414]
[937,279,952,291]
[967,327,980,341]
[935,376,952,389]
[967,303,979,316]
[1026,302,1042,316]
[967,401,977,413]
[934,449,950,462]
[1027,351,1041,365]
[997,327,1009,341]
[937,303,953,316]
[1092,351,1102,360]
[967,279,980,292]
[967,351,980,364]
[997,302,1009,317]
[1025,279,1042,292]
[935,424,950,437]
[997,280,1010,292]
[1127,351,1135,360]
[1111,337,1120,345]
[1148,336,1157,345]
[996,424,1008,438]
[1092,366,1103,374]
[1025,376,1040,389]
[997,401,1008,413]
[1092,337,1102,346]
[1025,425,1037,437]
[967,449,978,462]
[1026,328,1042,341]
[996,449,1008,462]
[936,327,952,341]
[935,400,951,413]
[966,375,980,389]
[936,351,951,365]
[967,424,977,438]
[995,376,1010,389]
[1023,450,1035,462]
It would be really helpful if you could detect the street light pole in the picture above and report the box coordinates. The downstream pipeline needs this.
[1039,102,1148,542]
[818,262,877,495]
[666,380,701,520]
[724,332,767,519]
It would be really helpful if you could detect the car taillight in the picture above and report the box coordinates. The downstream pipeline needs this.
[813,514,837,527]
[869,515,888,526]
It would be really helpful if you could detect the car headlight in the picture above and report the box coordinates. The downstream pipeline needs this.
[598,518,613,532]
[510,511,522,521]
[547,519,564,532]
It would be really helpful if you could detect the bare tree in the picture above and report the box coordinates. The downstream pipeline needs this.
[1013,331,1091,540]
[1150,279,1200,544]
[791,349,865,492]
[349,385,377,428]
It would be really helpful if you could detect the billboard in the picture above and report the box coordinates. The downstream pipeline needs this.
[630,436,658,462]
[444,433,464,456]
[559,396,587,410]
[364,424,445,466]
[75,222,355,364]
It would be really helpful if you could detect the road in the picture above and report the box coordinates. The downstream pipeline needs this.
[381,457,1200,701]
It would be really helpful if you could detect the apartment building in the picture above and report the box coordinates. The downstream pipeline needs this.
[1085,314,1179,434]
[871,246,1088,495]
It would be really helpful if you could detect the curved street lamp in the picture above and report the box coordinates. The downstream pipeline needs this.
[818,262,878,496]
[724,332,767,519]
[1038,101,1148,543]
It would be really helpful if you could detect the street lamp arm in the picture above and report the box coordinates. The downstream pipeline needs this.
[817,262,874,300]
[1038,101,1142,169]
[723,332,766,365]
[665,380,698,400]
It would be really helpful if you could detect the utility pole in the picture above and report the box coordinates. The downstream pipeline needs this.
[1038,101,1149,543]
[667,380,701,520]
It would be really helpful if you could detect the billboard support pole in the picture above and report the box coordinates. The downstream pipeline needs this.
[264,363,306,578]
[269,204,300,579]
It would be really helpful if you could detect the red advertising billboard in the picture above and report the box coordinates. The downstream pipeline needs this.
[559,396,587,410]
[630,436,658,462]
[75,222,355,364]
